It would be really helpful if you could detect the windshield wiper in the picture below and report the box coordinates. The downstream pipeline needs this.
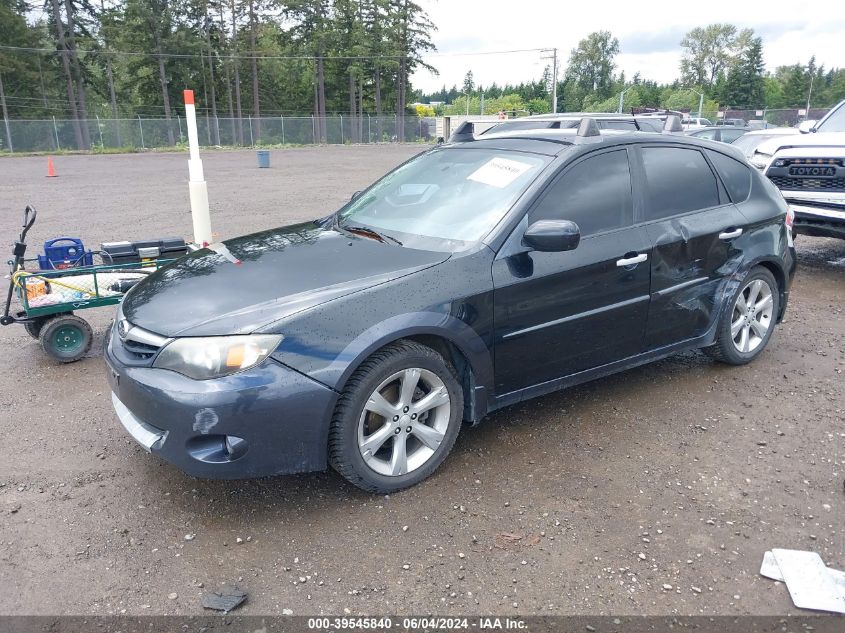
[340,224,403,246]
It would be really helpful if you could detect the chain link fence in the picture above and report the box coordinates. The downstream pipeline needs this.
[684,107,830,127]
[0,115,437,153]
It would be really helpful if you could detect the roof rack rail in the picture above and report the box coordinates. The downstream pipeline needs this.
[449,121,476,143]
[576,117,600,137]
[662,115,684,133]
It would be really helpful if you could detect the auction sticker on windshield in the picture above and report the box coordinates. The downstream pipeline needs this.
[467,156,535,188]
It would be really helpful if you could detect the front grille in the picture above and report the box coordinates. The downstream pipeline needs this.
[121,338,161,360]
[779,157,843,167]
[769,176,845,192]
[110,318,170,366]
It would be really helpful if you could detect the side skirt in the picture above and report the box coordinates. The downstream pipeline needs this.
[489,330,716,413]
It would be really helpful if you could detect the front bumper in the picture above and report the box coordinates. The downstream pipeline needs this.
[787,200,845,240]
[105,328,338,479]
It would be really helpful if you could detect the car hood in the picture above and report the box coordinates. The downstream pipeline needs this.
[755,132,845,156]
[121,222,449,336]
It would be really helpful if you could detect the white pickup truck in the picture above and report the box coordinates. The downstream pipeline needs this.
[749,100,845,240]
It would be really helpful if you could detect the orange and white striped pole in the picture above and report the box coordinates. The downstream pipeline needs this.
[184,90,212,247]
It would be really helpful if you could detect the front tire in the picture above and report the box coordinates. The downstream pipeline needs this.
[705,267,779,365]
[328,340,464,493]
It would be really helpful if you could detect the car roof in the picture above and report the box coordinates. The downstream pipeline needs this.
[444,126,748,160]
[688,126,749,133]
[517,112,637,120]
[742,127,799,137]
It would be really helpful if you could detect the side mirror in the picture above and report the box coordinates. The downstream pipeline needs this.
[523,219,580,252]
[351,190,362,201]
[798,120,817,134]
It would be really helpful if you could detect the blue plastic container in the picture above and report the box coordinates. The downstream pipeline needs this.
[257,150,270,168]
[37,237,93,269]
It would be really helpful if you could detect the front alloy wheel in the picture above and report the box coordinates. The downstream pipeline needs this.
[357,368,452,477]
[329,340,463,493]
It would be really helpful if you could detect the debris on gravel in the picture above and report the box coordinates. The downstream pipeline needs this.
[201,588,247,613]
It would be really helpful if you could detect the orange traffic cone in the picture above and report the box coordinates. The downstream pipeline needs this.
[46,156,57,178]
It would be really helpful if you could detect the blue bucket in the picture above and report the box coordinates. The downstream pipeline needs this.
[257,150,270,168]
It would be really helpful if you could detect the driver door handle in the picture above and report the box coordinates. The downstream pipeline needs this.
[719,227,743,240]
[616,253,648,267]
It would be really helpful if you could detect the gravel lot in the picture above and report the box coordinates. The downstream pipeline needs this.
[0,147,843,616]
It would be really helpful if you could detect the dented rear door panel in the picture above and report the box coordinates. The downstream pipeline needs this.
[642,205,747,349]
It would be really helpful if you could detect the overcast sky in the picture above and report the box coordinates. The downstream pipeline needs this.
[411,0,845,95]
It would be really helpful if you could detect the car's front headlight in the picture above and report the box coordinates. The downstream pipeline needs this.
[153,334,283,380]
[750,152,772,170]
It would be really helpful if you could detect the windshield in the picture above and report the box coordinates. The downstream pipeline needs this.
[816,102,845,133]
[337,148,549,249]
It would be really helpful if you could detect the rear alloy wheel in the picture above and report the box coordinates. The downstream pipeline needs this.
[329,341,463,493]
[705,267,779,365]
[730,278,774,354]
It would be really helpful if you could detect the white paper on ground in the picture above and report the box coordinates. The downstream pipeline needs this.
[761,550,845,591]
[763,549,845,613]
[467,157,534,188]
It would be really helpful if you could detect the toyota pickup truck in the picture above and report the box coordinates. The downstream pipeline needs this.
[749,100,845,239]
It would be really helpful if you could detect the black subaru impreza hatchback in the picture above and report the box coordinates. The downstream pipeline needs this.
[106,118,796,492]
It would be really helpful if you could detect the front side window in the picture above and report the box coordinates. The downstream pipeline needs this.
[641,147,720,220]
[338,148,549,249]
[530,149,633,236]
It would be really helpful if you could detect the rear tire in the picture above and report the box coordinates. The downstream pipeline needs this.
[328,340,464,493]
[705,267,779,365]
[39,314,93,363]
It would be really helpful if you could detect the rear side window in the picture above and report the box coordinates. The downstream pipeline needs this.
[708,151,752,202]
[637,119,663,132]
[531,149,633,236]
[641,147,720,220]
[693,128,718,140]
[721,129,746,143]
[601,120,637,131]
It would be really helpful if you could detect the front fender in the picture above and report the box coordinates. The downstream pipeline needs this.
[272,310,494,404]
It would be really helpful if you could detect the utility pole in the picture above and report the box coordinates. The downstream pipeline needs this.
[0,72,13,152]
[806,73,815,116]
[617,89,629,113]
[541,48,558,113]
[686,88,705,120]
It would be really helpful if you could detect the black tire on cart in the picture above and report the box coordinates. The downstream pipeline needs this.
[24,318,47,339]
[23,311,73,340]
[38,314,93,363]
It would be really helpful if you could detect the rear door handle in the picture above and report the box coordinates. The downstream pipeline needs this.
[719,228,743,240]
[616,253,648,267]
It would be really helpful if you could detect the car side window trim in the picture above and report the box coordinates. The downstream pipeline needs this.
[524,146,636,238]
[703,149,752,204]
[494,146,636,260]
[629,144,731,227]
